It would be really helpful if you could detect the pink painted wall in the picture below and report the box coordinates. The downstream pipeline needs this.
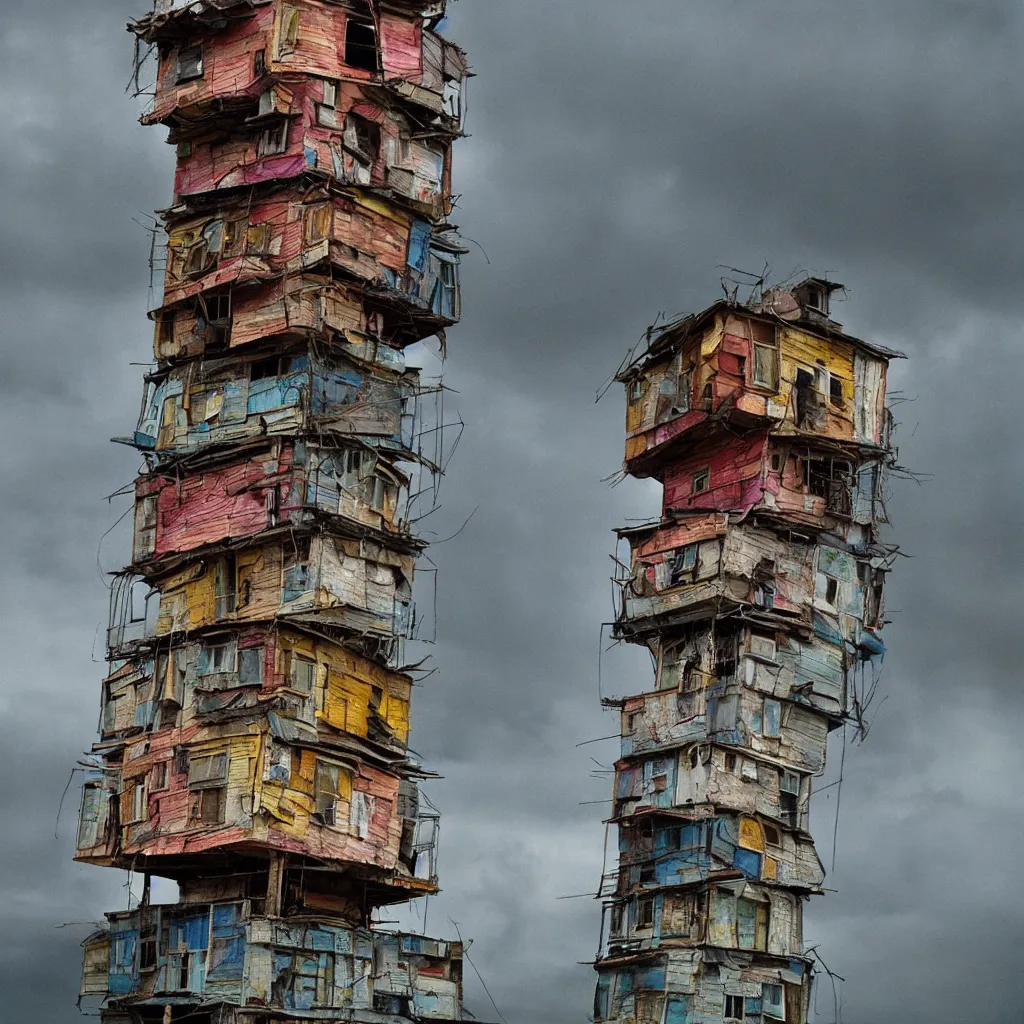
[661,431,769,514]
[137,445,303,560]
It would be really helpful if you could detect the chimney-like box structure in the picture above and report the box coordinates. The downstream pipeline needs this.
[594,282,901,1024]
[76,3,470,1021]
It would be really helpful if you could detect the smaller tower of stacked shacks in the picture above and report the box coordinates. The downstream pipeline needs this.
[75,2,473,1022]
[593,280,901,1024]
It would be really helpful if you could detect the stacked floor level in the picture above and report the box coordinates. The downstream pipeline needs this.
[594,279,901,1024]
[75,2,470,1022]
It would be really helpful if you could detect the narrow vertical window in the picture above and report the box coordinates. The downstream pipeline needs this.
[345,17,378,71]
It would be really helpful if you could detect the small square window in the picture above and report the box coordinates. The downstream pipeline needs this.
[779,769,801,795]
[177,44,204,83]
[290,655,316,693]
[345,17,378,72]
[197,787,226,825]
[763,823,781,847]
[692,468,710,494]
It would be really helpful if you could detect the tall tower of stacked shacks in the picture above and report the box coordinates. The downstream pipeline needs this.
[593,281,901,1024]
[76,2,471,1021]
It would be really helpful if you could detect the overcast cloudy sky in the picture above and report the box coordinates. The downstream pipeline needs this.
[2,0,1023,1021]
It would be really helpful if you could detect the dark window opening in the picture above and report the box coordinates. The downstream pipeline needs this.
[253,49,266,76]
[779,791,798,827]
[830,374,844,404]
[770,452,782,472]
[177,44,203,83]
[724,752,737,773]
[804,457,852,515]
[763,823,781,847]
[724,994,745,1020]
[752,560,777,611]
[868,579,884,626]
[825,577,839,605]
[345,18,378,72]
[610,903,625,935]
[239,646,264,685]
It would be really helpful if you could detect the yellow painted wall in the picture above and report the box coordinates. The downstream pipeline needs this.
[277,628,411,745]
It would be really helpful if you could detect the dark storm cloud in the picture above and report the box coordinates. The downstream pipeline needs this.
[1,1,1022,1021]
